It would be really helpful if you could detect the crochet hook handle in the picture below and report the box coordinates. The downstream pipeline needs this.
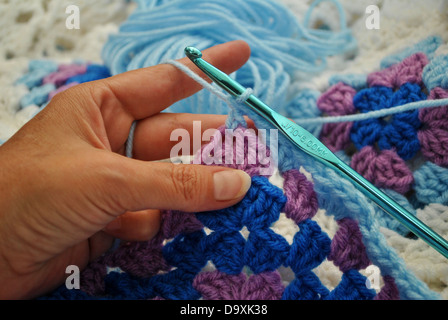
[185,46,448,260]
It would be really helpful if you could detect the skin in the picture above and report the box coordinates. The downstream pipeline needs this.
[0,40,252,299]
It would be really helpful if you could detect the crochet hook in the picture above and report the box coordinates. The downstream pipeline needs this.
[184,46,448,260]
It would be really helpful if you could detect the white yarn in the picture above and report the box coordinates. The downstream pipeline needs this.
[0,0,133,61]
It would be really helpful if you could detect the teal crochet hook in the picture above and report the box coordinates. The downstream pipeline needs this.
[185,46,448,260]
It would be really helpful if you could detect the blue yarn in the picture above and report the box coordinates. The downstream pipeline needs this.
[16,60,58,89]
[20,83,56,108]
[422,54,448,91]
[328,73,367,90]
[349,83,425,160]
[353,86,394,113]
[205,231,246,274]
[297,97,448,125]
[244,228,290,273]
[282,272,330,300]
[197,176,290,274]
[163,230,208,272]
[285,88,323,137]
[376,189,418,235]
[102,0,356,116]
[148,269,201,300]
[66,64,111,84]
[326,269,376,300]
[379,83,425,160]
[286,219,331,275]
[105,268,200,300]
[380,35,442,69]
[414,162,448,205]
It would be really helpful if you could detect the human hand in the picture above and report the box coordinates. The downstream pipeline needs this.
[0,40,252,299]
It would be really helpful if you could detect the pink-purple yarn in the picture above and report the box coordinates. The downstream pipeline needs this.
[43,64,87,87]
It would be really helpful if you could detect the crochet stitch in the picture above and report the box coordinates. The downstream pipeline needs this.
[316,41,448,212]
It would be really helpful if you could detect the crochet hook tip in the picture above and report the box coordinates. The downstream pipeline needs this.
[185,47,202,60]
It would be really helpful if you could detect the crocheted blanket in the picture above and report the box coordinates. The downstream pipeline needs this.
[1,0,448,300]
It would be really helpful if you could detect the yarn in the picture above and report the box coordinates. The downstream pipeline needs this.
[418,87,448,167]
[14,60,112,110]
[101,0,357,116]
[15,60,58,89]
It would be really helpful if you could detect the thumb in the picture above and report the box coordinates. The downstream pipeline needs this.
[114,157,252,213]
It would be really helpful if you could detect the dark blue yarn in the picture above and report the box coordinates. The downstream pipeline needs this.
[163,230,208,273]
[350,83,425,160]
[244,228,290,274]
[325,269,376,300]
[353,86,394,113]
[196,176,289,274]
[282,272,330,300]
[66,64,111,84]
[147,269,201,300]
[378,82,425,160]
[351,118,383,149]
[38,284,95,300]
[203,230,246,274]
[196,176,286,232]
[286,219,331,275]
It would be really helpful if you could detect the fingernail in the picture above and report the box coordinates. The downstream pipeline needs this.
[213,170,251,201]
[105,217,122,232]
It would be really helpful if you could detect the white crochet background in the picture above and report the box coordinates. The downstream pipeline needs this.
[0,0,447,298]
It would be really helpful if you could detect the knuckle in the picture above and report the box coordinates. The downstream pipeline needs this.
[170,165,200,202]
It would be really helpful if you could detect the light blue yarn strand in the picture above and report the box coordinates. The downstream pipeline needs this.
[295,98,448,125]
[102,0,357,116]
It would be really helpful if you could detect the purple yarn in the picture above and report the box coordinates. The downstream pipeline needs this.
[328,218,371,272]
[160,210,203,239]
[418,87,448,167]
[43,64,87,87]
[375,275,400,300]
[194,126,273,177]
[48,82,79,100]
[193,270,284,300]
[367,53,428,89]
[282,169,318,223]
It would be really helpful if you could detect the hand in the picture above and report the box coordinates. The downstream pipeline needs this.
[0,40,252,299]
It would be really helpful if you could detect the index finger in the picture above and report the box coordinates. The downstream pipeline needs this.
[100,40,251,120]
